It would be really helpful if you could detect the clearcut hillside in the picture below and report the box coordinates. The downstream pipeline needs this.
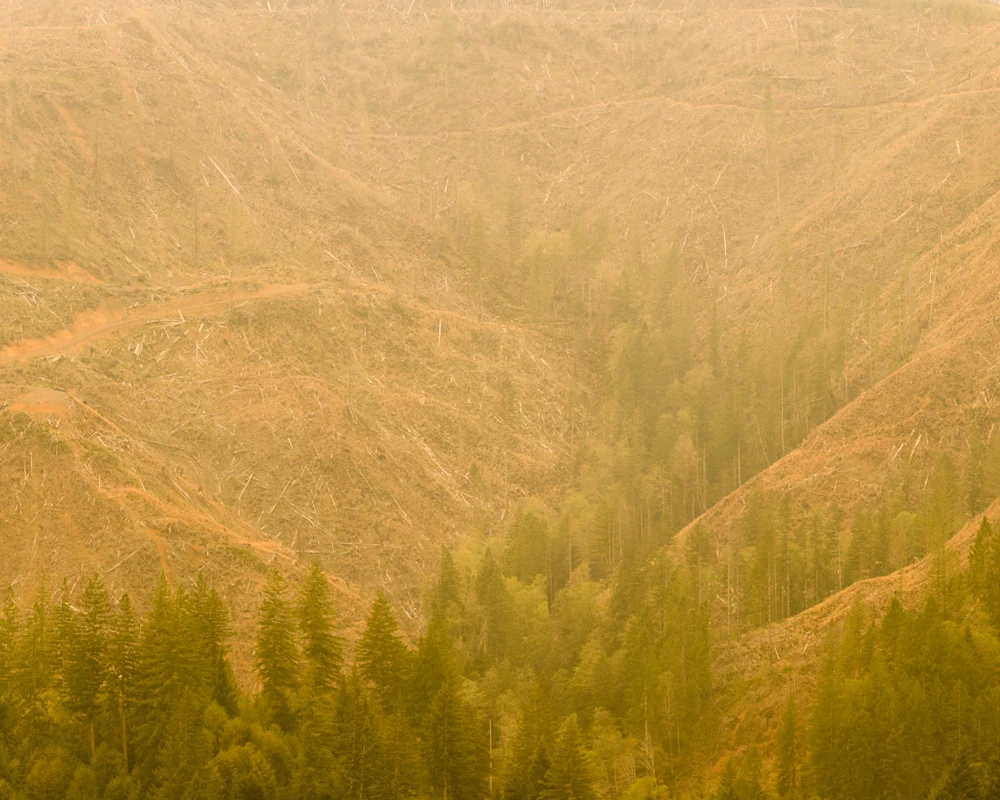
[4,0,1000,714]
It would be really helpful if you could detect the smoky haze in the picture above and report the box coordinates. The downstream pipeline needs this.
[0,0,999,798]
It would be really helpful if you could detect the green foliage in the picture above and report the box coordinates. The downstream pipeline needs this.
[540,715,595,800]
[938,745,981,800]
[970,518,1000,631]
[506,677,557,800]
[776,697,798,799]
[505,511,551,585]
[431,547,465,630]
[356,591,410,712]
[621,776,669,800]
[712,757,768,800]
[255,571,300,731]
[424,675,486,800]
[474,548,514,663]
[64,575,113,758]
[808,593,1000,800]
[296,563,344,697]
[7,499,999,800]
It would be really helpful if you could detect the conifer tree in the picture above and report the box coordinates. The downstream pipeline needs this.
[0,586,19,740]
[52,581,74,691]
[983,756,1000,800]
[505,512,551,583]
[414,610,455,714]
[776,696,798,798]
[540,715,595,800]
[356,591,409,712]
[16,585,54,716]
[295,564,343,800]
[65,574,113,761]
[190,575,238,715]
[516,747,552,800]
[133,578,221,793]
[378,709,422,800]
[506,677,557,800]
[172,585,214,703]
[431,547,464,637]
[254,570,300,732]
[152,693,217,800]
[970,518,1000,630]
[335,671,385,800]
[110,593,139,772]
[0,587,18,691]
[134,575,180,784]
[475,548,512,661]
[938,745,980,800]
[297,562,344,697]
[425,674,485,800]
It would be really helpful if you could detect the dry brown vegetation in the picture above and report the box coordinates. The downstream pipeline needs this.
[4,0,1000,779]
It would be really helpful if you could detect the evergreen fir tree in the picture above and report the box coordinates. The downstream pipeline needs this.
[540,715,595,800]
[110,593,139,772]
[507,676,557,800]
[152,694,216,800]
[297,562,344,697]
[983,756,1000,800]
[475,548,511,662]
[431,547,464,637]
[776,696,798,798]
[938,745,981,800]
[413,610,455,714]
[254,570,300,732]
[134,575,181,785]
[15,584,54,717]
[65,574,114,761]
[0,587,19,692]
[0,586,19,750]
[425,674,485,800]
[295,566,342,800]
[335,671,386,800]
[356,591,409,712]
[171,585,214,704]
[970,518,1000,630]
[189,575,238,715]
[378,709,422,800]
[714,760,741,800]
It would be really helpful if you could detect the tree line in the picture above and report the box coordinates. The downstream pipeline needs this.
[0,543,709,800]
[6,514,1000,799]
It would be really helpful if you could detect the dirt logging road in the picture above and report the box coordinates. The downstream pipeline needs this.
[0,284,311,364]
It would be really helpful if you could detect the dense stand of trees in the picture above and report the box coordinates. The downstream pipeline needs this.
[5,517,1000,798]
[714,517,1000,800]
[456,204,901,637]
[453,174,1000,647]
[706,439,1000,634]
[0,551,708,800]
[487,220,853,542]
[500,431,1000,643]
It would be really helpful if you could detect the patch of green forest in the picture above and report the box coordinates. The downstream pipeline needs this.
[460,204,988,633]
[4,513,1000,799]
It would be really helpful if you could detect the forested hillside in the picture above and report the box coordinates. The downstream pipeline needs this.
[5,0,1000,796]
[5,518,1000,799]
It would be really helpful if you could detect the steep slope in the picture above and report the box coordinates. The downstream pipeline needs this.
[696,496,997,788]
[0,0,579,661]
[322,0,1000,519]
[4,0,1000,707]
